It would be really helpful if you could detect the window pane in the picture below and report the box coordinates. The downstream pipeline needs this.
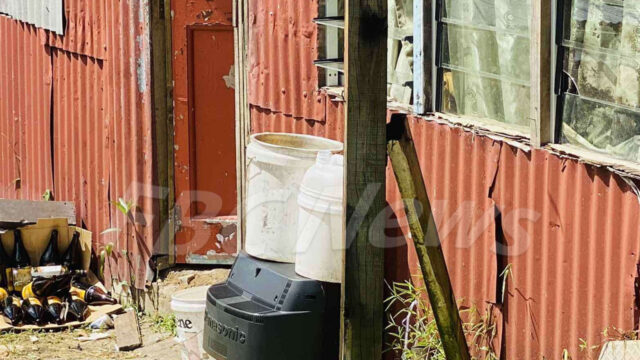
[442,68,530,129]
[562,94,640,162]
[439,0,531,127]
[560,0,640,161]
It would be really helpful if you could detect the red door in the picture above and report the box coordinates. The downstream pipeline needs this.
[172,0,237,263]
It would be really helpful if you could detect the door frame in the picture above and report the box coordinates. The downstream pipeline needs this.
[233,0,250,253]
[150,0,250,266]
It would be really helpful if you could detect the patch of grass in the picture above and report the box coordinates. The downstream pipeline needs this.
[385,280,499,360]
[149,313,177,336]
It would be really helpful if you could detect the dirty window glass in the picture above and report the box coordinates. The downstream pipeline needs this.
[560,0,640,162]
[439,0,531,130]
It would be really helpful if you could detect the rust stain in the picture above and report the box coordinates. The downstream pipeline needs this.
[250,82,640,359]
[0,0,156,290]
[0,18,53,201]
[248,0,325,121]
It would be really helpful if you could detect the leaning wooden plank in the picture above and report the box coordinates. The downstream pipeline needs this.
[387,114,471,360]
[343,0,388,359]
[0,199,75,228]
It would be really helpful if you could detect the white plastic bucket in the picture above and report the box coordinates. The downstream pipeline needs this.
[296,152,344,283]
[246,133,343,263]
[171,286,211,360]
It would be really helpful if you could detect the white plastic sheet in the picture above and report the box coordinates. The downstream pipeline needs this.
[0,0,63,35]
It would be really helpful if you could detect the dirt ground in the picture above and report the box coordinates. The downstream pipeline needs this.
[0,267,231,360]
[0,317,180,360]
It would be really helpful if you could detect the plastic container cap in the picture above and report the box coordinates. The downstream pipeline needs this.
[298,151,344,214]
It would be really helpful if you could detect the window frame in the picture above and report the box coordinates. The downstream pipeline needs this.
[413,0,640,174]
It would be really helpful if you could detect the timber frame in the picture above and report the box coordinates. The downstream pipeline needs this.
[412,0,640,178]
[150,0,251,268]
[342,0,388,359]
[150,0,175,268]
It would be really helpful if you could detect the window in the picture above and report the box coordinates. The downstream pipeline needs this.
[315,0,415,106]
[436,0,532,133]
[315,0,345,87]
[557,0,640,163]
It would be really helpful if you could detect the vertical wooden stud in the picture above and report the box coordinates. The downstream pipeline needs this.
[343,0,388,359]
[530,0,554,146]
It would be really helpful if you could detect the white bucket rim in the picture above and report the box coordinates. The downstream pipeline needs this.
[170,286,209,311]
[250,133,343,154]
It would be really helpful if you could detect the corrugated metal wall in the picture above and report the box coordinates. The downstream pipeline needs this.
[0,18,53,201]
[248,1,640,358]
[0,0,155,289]
[248,0,326,121]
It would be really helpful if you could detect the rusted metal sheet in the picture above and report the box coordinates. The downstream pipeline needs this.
[46,0,107,59]
[399,116,502,307]
[0,1,156,290]
[51,48,110,251]
[249,89,640,358]
[172,0,238,264]
[248,0,326,121]
[103,0,155,288]
[0,17,53,201]
[249,95,344,142]
[492,146,640,359]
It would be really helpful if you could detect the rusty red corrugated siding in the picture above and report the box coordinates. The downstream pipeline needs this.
[104,0,155,288]
[248,0,326,121]
[492,146,640,359]
[250,98,343,142]
[250,100,640,357]
[52,48,111,251]
[0,17,54,201]
[248,1,640,357]
[47,0,108,60]
[0,0,155,289]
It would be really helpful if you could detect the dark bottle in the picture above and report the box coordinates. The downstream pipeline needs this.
[13,229,31,268]
[11,229,32,292]
[44,296,64,325]
[66,295,89,322]
[61,232,82,271]
[71,278,117,305]
[3,296,23,326]
[22,273,73,299]
[22,297,45,325]
[0,240,12,288]
[39,230,60,266]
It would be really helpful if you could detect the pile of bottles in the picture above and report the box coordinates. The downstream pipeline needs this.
[0,229,117,326]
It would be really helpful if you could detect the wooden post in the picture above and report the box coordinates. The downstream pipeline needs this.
[387,114,471,360]
[530,0,554,146]
[343,0,387,359]
[233,0,250,251]
[150,0,175,267]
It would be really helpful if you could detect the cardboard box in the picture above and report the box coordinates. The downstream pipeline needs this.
[0,218,122,331]
[0,218,92,270]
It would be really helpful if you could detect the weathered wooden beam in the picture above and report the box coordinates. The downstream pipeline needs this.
[387,114,471,360]
[343,0,388,358]
[530,0,554,146]
[0,199,75,228]
[234,0,250,252]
